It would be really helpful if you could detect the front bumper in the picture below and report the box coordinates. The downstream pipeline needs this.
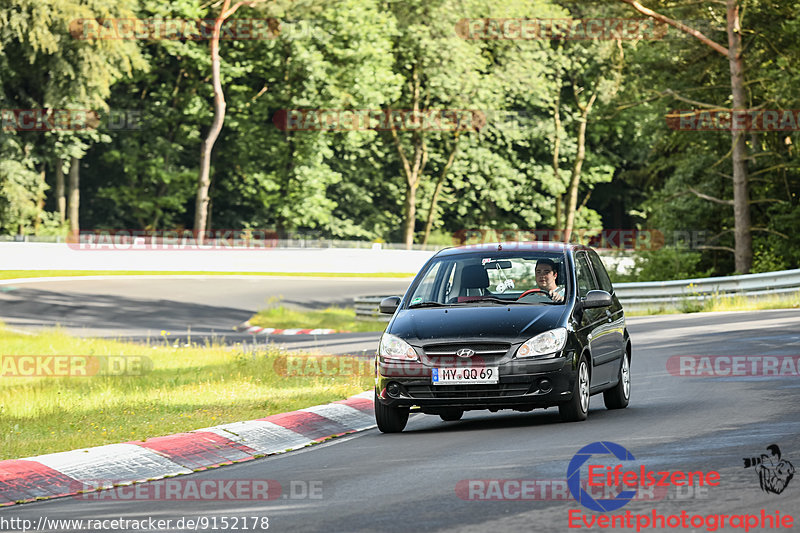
[376,353,577,410]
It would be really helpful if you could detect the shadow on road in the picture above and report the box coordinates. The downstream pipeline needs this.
[0,287,253,335]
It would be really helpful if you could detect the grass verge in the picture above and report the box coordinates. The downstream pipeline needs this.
[0,326,372,461]
[248,305,388,333]
[0,270,414,281]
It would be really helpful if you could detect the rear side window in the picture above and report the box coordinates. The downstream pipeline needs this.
[588,250,614,294]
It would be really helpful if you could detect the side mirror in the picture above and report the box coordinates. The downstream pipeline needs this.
[379,296,401,314]
[582,290,613,309]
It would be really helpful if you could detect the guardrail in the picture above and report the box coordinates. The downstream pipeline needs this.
[355,268,800,318]
[355,296,392,322]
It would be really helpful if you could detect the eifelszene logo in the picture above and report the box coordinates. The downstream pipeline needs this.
[568,441,637,512]
[567,441,721,513]
[744,444,795,495]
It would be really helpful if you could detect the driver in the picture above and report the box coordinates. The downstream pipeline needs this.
[535,259,565,302]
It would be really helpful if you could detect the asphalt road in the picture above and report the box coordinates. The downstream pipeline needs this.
[3,308,799,532]
[0,276,409,352]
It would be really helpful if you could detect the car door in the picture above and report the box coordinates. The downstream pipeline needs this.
[574,251,612,388]
[583,250,625,385]
[587,249,626,369]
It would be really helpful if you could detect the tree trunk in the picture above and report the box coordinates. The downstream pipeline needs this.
[194,0,244,244]
[403,183,417,248]
[393,130,427,249]
[726,0,752,273]
[563,91,597,243]
[618,0,752,272]
[34,167,45,235]
[68,157,80,236]
[422,139,459,245]
[553,81,563,230]
[55,158,66,224]
[391,67,430,249]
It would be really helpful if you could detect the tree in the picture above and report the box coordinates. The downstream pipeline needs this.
[0,0,145,235]
[386,0,566,248]
[193,0,274,241]
[618,0,753,272]
[210,0,400,236]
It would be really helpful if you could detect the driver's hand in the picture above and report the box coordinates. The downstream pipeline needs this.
[549,290,564,302]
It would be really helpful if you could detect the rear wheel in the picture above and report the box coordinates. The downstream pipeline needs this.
[603,353,630,410]
[439,409,464,422]
[374,392,410,433]
[559,357,589,422]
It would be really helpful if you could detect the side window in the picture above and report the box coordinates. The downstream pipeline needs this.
[410,261,442,302]
[588,250,614,294]
[575,253,598,298]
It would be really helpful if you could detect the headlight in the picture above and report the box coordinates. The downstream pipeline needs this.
[379,333,418,361]
[516,328,567,359]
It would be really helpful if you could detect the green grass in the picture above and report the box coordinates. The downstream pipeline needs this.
[626,291,800,316]
[249,305,388,333]
[0,327,372,460]
[0,270,415,281]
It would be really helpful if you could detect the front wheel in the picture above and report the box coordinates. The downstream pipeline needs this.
[603,353,630,410]
[374,392,410,433]
[559,357,589,422]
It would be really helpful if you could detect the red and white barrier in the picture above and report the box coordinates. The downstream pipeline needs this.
[0,391,374,506]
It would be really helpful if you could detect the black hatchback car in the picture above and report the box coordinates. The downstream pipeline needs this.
[374,242,631,432]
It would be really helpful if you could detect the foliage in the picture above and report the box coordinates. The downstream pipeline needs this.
[1,0,798,278]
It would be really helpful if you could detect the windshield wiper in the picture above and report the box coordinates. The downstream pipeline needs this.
[408,301,450,309]
[472,296,529,306]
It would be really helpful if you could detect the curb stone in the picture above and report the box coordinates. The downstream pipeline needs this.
[235,320,346,335]
[0,391,374,506]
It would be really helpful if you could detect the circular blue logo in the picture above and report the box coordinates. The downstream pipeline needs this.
[567,441,637,512]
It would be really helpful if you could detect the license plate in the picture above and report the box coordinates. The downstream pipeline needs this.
[432,367,499,385]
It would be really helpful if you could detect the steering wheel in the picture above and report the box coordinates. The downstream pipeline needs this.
[517,288,545,299]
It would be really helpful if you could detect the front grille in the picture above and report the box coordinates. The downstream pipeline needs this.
[405,383,530,399]
[423,343,510,363]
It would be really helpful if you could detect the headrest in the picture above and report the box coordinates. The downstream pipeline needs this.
[461,264,489,289]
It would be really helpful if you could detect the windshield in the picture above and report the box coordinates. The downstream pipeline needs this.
[407,251,568,307]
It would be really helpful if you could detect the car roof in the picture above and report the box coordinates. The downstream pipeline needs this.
[435,241,589,257]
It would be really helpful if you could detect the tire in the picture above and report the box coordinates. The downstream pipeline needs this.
[603,353,631,410]
[559,357,590,422]
[374,392,410,433]
[439,409,464,422]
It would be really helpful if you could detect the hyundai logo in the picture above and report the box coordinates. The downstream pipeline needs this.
[456,348,475,358]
